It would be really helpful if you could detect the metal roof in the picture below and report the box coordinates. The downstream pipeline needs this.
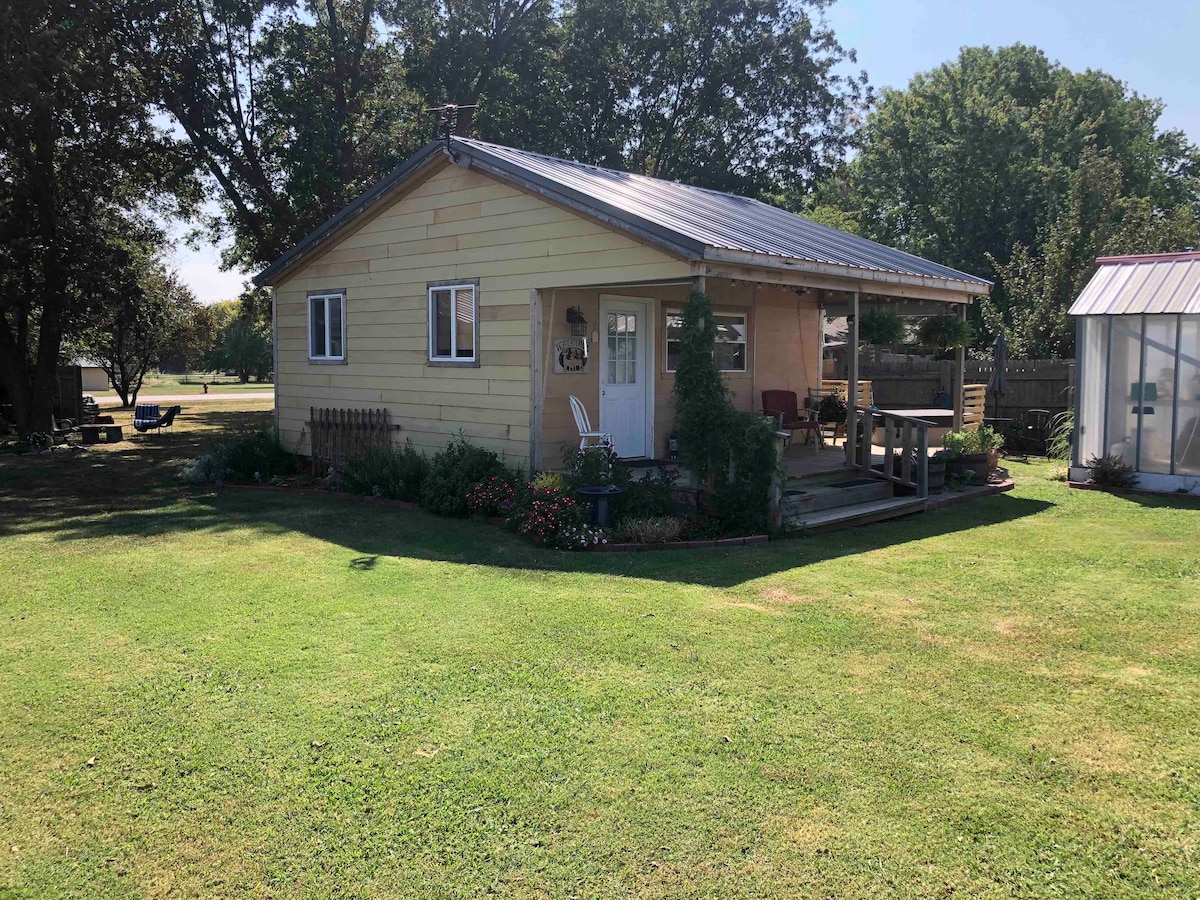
[1068,251,1200,316]
[257,137,992,291]
[453,138,991,288]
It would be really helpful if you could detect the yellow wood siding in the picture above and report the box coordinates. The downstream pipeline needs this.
[537,281,821,470]
[273,161,690,465]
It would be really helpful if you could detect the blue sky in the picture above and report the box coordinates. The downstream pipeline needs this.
[173,0,1200,304]
[826,0,1200,139]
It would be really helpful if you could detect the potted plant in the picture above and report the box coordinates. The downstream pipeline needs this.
[941,430,973,481]
[928,450,948,493]
[974,426,1005,482]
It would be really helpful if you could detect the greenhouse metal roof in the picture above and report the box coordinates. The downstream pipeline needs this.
[1070,251,1200,316]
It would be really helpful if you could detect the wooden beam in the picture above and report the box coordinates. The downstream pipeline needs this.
[846,291,860,468]
[529,288,544,470]
[952,303,966,430]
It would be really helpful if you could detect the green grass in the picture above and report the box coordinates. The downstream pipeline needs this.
[1,402,1197,897]
[91,372,273,398]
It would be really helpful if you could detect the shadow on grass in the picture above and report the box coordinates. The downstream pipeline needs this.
[2,403,1062,587]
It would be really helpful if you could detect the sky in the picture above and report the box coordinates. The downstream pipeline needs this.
[170,0,1200,305]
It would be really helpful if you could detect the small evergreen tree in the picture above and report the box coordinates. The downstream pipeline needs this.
[671,291,731,483]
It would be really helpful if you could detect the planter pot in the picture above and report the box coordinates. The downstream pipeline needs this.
[927,461,946,494]
[962,452,989,486]
[986,449,1003,480]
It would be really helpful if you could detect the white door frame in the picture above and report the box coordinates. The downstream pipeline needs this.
[599,294,655,458]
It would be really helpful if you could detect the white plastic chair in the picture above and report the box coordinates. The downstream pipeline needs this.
[569,395,611,450]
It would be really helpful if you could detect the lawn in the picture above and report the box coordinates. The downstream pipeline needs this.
[1,399,1197,897]
[90,372,273,399]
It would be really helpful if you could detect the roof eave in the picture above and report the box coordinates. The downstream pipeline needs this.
[701,247,993,299]
[254,140,447,288]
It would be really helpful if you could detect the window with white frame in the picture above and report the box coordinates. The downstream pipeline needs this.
[665,308,747,372]
[308,293,345,360]
[428,283,477,362]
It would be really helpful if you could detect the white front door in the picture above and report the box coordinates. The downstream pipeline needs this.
[599,296,653,458]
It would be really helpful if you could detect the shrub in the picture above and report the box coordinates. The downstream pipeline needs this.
[941,430,971,457]
[218,427,297,482]
[1088,454,1138,488]
[617,516,684,544]
[466,474,519,517]
[508,485,599,548]
[671,291,780,533]
[679,514,722,541]
[341,442,429,501]
[420,434,510,517]
[179,452,225,483]
[715,410,780,535]
[613,466,676,521]
[562,443,619,487]
[531,471,566,492]
[974,425,1004,454]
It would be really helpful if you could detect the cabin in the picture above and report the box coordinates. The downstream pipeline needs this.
[257,138,994,527]
[1069,251,1200,494]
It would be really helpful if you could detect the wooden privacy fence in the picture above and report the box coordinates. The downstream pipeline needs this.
[308,407,394,475]
[856,359,1075,420]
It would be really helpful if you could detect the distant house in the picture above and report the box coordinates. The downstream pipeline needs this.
[256,138,991,472]
[1069,251,1200,493]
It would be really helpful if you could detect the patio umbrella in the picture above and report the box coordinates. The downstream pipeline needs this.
[987,332,1008,419]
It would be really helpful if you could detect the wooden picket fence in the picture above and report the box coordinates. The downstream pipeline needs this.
[308,407,393,475]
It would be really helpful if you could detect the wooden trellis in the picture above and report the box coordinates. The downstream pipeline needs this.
[308,407,393,475]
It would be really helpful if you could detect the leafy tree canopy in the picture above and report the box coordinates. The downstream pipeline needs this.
[127,0,869,272]
[831,44,1200,356]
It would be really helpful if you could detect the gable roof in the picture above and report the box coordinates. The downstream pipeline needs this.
[256,137,992,292]
[1069,251,1200,316]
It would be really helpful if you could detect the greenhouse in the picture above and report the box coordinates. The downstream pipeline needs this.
[1070,251,1200,493]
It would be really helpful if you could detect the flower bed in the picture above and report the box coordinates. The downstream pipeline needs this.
[189,430,770,551]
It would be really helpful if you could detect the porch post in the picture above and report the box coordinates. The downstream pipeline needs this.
[529,288,544,471]
[952,303,966,431]
[846,291,860,467]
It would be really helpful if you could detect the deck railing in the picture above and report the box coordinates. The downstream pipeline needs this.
[849,406,932,498]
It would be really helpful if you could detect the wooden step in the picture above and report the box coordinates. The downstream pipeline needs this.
[785,497,928,534]
[781,477,892,516]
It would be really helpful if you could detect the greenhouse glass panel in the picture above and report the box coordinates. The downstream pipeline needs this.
[1138,316,1177,474]
[1105,317,1143,464]
[1078,317,1108,465]
[1176,315,1200,475]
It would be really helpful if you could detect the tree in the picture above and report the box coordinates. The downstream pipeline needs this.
[126,0,423,271]
[671,291,730,483]
[75,257,197,406]
[208,320,273,383]
[392,0,871,199]
[835,45,1200,355]
[0,0,194,436]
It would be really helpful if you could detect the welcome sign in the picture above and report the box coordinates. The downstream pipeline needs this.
[553,337,590,374]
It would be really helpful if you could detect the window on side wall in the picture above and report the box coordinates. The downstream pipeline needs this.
[308,292,345,361]
[428,283,478,363]
[665,308,747,372]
